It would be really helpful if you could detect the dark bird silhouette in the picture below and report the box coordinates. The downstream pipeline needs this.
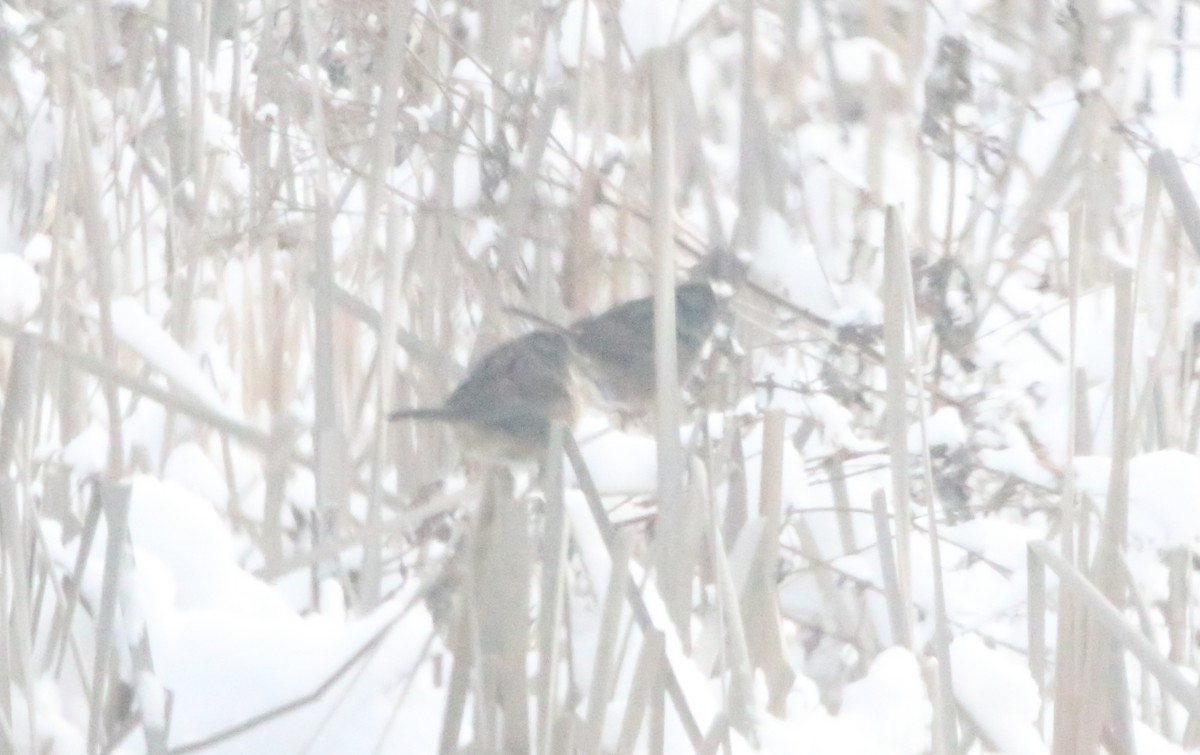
[569,281,719,414]
[389,330,576,462]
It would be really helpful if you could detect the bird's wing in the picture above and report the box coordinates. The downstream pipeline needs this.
[443,339,571,424]
[571,297,654,361]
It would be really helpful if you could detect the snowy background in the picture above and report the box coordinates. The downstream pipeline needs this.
[3,0,1200,752]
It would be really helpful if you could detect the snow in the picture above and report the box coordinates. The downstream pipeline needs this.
[908,406,967,452]
[9,678,86,754]
[1077,66,1104,93]
[831,37,905,87]
[837,647,932,755]
[748,210,839,313]
[567,423,659,494]
[163,441,231,512]
[618,0,718,57]
[39,472,446,754]
[0,252,42,323]
[557,0,605,69]
[1075,450,1200,551]
[136,671,167,729]
[10,0,1200,751]
[950,634,1047,755]
[105,298,231,416]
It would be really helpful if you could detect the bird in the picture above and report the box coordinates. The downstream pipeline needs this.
[568,281,719,415]
[388,330,577,462]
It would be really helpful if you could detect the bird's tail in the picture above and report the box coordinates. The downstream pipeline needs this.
[388,407,453,421]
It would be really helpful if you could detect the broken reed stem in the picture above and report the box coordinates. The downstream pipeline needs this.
[747,409,795,714]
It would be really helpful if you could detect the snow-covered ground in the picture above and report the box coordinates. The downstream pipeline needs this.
[4,0,1200,752]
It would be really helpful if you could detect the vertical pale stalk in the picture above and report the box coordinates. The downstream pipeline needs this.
[882,207,913,644]
[159,0,189,198]
[887,207,958,750]
[86,485,131,752]
[68,74,124,481]
[1077,268,1136,753]
[1028,545,1046,729]
[299,0,348,587]
[702,458,758,746]
[108,485,169,754]
[870,489,909,646]
[0,334,36,742]
[358,0,411,608]
[536,426,568,754]
[480,470,531,753]
[634,37,714,729]
[734,0,761,248]
[437,603,474,755]
[362,200,406,607]
[1052,207,1084,751]
[649,48,686,633]
[743,409,794,715]
[1165,548,1189,737]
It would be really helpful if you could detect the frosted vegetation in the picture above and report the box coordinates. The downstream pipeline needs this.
[1,0,1200,752]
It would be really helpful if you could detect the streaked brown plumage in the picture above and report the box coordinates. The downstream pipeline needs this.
[569,281,719,414]
[388,330,576,462]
